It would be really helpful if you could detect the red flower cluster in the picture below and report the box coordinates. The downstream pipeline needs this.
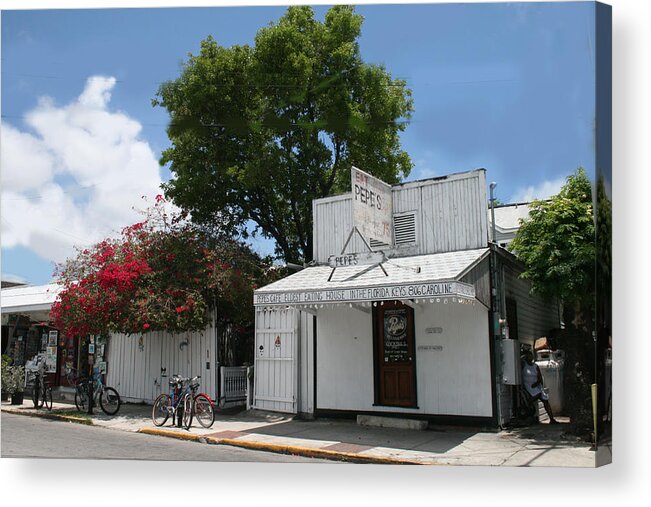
[50,198,273,338]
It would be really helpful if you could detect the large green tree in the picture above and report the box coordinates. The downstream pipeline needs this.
[154,5,413,263]
[510,168,597,431]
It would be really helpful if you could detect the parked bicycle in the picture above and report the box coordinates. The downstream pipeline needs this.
[74,371,121,415]
[28,361,52,411]
[189,376,215,429]
[151,375,214,429]
[152,374,195,429]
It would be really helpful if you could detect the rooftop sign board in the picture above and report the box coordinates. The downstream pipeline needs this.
[351,166,393,246]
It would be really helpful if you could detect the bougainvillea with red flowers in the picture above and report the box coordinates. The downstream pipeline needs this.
[50,197,281,338]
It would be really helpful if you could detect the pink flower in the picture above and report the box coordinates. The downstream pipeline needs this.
[143,323,150,329]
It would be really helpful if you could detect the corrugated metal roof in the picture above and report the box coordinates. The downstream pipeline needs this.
[256,248,489,294]
[0,283,61,313]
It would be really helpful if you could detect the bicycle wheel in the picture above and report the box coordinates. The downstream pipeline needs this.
[152,394,171,427]
[44,386,53,411]
[99,387,121,415]
[32,381,41,408]
[193,393,215,429]
[75,386,88,412]
[182,394,193,430]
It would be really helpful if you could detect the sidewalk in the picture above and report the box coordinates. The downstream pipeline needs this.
[1,400,607,466]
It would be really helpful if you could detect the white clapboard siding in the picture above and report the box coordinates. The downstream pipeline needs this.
[106,326,217,404]
[313,169,489,263]
[297,311,315,416]
[253,308,297,413]
[502,262,561,343]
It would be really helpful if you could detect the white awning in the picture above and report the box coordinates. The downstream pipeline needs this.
[254,248,488,308]
[0,283,61,313]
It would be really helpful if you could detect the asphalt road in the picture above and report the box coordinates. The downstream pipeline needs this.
[0,412,335,463]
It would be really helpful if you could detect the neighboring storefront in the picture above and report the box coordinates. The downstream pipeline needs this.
[251,168,559,427]
[1,283,218,402]
[1,283,112,389]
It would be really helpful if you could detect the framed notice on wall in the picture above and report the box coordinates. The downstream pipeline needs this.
[45,346,57,373]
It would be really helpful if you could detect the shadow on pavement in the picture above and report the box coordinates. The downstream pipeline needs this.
[236,417,478,455]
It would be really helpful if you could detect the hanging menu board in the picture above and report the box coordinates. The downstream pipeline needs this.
[383,308,409,362]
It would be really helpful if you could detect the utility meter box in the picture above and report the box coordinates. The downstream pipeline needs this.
[501,339,521,385]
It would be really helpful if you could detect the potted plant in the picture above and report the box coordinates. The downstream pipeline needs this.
[1,355,12,402]
[5,364,26,405]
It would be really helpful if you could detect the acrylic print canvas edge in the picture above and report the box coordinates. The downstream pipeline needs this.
[0,0,612,470]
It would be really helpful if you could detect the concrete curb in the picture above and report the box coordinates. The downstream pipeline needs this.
[139,427,204,442]
[139,427,426,465]
[2,407,93,425]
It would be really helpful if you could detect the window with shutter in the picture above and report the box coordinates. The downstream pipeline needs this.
[368,212,417,249]
[393,212,417,246]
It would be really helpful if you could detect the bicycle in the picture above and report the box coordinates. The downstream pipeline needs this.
[188,376,215,429]
[151,375,195,430]
[28,362,52,411]
[74,372,121,415]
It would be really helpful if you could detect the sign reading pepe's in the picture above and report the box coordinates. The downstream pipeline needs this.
[351,166,393,246]
[328,251,386,268]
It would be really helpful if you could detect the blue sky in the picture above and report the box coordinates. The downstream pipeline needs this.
[1,2,597,285]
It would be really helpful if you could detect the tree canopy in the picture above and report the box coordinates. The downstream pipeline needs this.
[153,5,413,263]
[509,168,595,307]
[50,197,278,338]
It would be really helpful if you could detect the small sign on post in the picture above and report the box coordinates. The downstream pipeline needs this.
[328,251,386,269]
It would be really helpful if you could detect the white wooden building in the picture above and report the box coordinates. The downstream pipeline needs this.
[252,169,559,426]
[489,202,532,249]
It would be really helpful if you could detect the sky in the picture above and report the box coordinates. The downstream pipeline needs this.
[0,1,597,286]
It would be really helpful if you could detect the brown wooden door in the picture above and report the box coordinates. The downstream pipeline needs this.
[375,301,417,407]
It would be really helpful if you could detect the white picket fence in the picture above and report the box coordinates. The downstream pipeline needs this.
[219,366,248,406]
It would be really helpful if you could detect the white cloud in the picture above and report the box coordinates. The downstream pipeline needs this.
[510,176,567,203]
[1,75,164,265]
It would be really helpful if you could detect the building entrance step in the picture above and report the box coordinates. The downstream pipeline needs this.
[357,414,428,430]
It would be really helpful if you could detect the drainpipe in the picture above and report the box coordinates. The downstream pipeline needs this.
[490,182,497,244]
[489,182,503,426]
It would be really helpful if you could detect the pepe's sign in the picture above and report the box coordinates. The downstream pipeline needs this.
[328,252,386,268]
[383,308,409,362]
[351,166,393,246]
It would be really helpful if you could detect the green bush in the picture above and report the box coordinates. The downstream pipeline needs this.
[3,364,26,394]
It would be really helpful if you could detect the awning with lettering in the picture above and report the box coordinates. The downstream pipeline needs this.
[254,248,489,308]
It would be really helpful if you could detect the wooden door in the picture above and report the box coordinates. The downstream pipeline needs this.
[374,301,417,407]
[253,308,297,413]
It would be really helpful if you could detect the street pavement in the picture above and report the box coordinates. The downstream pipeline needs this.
[0,400,610,466]
[1,412,332,462]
